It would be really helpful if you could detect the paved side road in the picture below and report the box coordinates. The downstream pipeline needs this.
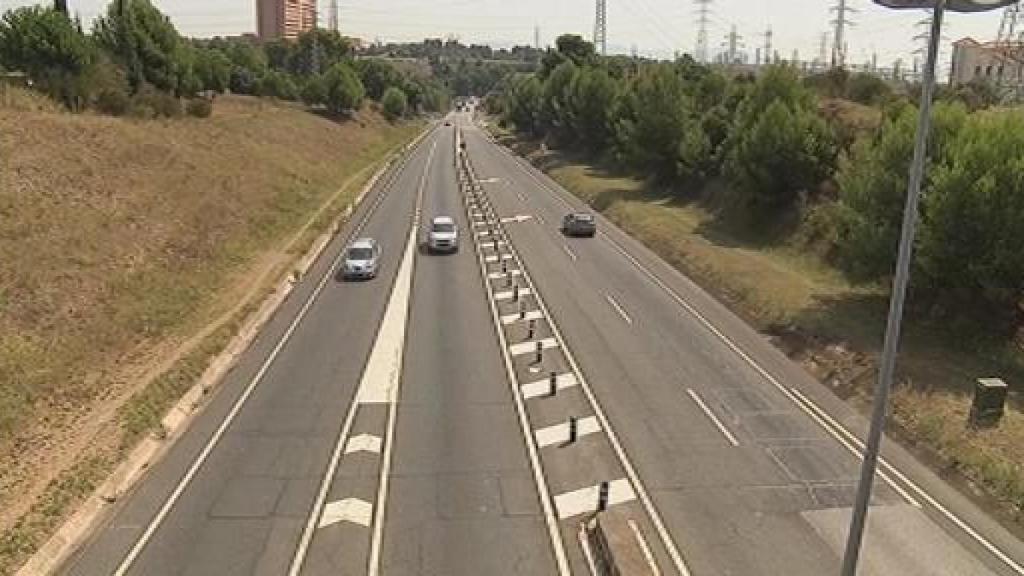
[460,115,1024,576]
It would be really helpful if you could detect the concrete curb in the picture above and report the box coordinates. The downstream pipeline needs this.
[17,124,432,576]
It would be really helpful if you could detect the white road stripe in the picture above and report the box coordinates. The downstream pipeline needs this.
[113,131,427,576]
[562,245,577,262]
[494,287,532,301]
[319,498,372,528]
[686,389,739,447]
[535,416,601,447]
[484,253,514,263]
[604,293,633,326]
[554,478,635,520]
[487,270,522,280]
[344,433,382,455]
[521,373,578,399]
[500,309,544,325]
[508,337,558,357]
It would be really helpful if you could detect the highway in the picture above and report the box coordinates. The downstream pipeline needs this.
[59,112,1024,576]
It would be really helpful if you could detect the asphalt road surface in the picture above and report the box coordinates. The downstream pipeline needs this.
[59,113,1024,576]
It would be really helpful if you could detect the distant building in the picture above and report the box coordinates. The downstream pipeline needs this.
[951,37,1024,92]
[256,0,317,41]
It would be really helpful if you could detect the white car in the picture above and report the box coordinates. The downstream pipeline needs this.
[342,238,380,280]
[427,216,459,253]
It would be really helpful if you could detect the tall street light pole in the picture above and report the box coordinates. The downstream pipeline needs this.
[842,1,1019,575]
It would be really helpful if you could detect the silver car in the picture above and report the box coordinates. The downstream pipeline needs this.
[342,238,380,280]
[427,216,459,253]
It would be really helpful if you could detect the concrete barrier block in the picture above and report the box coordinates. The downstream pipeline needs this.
[586,509,659,576]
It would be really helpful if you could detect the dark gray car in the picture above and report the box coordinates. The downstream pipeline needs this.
[562,212,597,237]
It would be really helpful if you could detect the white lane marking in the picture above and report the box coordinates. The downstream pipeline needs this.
[114,131,423,576]
[290,138,437,576]
[366,139,436,576]
[562,245,577,262]
[535,416,601,448]
[686,389,739,447]
[482,240,508,249]
[500,214,533,223]
[344,433,382,455]
[629,519,663,576]
[508,337,558,357]
[479,177,500,183]
[579,523,601,576]
[461,163,571,576]
[486,140,693,576]
[487,270,523,280]
[604,293,633,326]
[472,221,489,228]
[500,309,544,325]
[471,211,484,218]
[494,287,533,301]
[522,373,578,399]
[536,213,546,225]
[484,253,514,263]
[554,478,636,520]
[318,498,373,528]
[494,140,1024,573]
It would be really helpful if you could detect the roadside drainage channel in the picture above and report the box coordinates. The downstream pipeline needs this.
[455,128,687,576]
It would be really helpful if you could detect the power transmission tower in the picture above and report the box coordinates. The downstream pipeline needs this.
[328,0,338,32]
[594,0,607,56]
[830,0,855,69]
[763,27,773,67]
[721,25,743,64]
[534,25,540,50]
[55,0,68,13]
[694,0,713,64]
[819,32,830,69]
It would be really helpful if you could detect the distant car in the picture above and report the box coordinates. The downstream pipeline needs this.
[562,212,597,237]
[444,120,452,126]
[342,238,380,280]
[427,216,459,253]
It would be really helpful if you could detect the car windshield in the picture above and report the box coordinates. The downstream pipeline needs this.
[575,214,593,221]
[348,247,373,260]
[433,222,456,233]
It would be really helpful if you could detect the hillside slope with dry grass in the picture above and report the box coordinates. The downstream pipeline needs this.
[0,92,422,571]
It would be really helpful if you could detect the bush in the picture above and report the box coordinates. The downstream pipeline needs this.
[185,97,212,118]
[131,86,181,118]
[381,86,407,121]
[95,87,130,115]
[300,74,327,106]
[324,62,364,114]
[846,72,892,106]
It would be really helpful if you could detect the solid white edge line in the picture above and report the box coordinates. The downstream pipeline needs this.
[366,139,435,576]
[493,137,1024,575]
[457,138,572,575]
[579,522,600,576]
[629,518,663,576]
[287,137,436,576]
[604,293,633,326]
[116,127,431,576]
[686,389,739,447]
[469,131,692,576]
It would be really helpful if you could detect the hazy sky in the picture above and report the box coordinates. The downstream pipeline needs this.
[3,0,1009,69]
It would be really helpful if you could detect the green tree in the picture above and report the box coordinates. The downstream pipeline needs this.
[845,72,892,105]
[301,73,327,106]
[917,111,1024,330]
[93,0,192,95]
[324,61,364,114]
[541,60,578,141]
[567,66,618,152]
[539,34,596,78]
[724,66,837,217]
[505,74,543,136]
[613,63,694,179]
[354,58,403,100]
[258,69,297,100]
[381,86,408,121]
[193,47,230,93]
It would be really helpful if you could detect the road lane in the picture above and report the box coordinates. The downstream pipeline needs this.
[63,127,439,576]
[461,119,1023,575]
[374,125,559,575]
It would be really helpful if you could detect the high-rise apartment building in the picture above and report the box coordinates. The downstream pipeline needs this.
[257,0,317,41]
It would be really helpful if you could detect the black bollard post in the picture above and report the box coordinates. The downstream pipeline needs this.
[549,372,558,396]
[534,340,543,364]
[598,480,610,512]
[568,415,578,443]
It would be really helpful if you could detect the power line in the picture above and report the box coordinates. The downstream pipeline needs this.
[694,0,712,63]
[594,0,607,56]
[720,24,743,64]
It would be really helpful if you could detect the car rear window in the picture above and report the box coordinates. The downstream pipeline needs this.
[348,247,373,260]
[575,214,594,221]
[433,222,456,233]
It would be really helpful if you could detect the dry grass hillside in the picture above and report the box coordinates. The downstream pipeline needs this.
[0,92,422,571]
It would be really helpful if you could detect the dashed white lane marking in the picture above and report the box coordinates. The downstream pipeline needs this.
[535,416,601,448]
[477,229,501,238]
[479,177,500,183]
[471,211,484,218]
[521,373,578,399]
[604,293,633,326]
[482,240,508,249]
[686,389,740,447]
[472,220,489,228]
[344,433,383,454]
[562,245,577,262]
[500,214,533,223]
[319,498,373,528]
[500,309,544,325]
[484,253,514,263]
[554,478,636,520]
[487,270,522,280]
[508,337,558,357]
[494,287,533,301]
[536,213,546,224]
